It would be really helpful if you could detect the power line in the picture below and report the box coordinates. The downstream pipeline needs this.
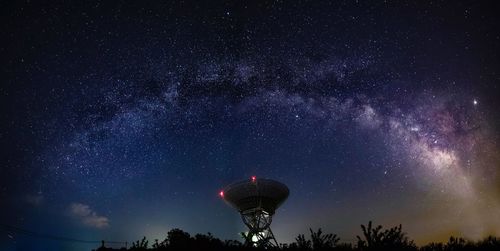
[0,223,127,245]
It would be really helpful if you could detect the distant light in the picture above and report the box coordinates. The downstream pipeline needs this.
[473,99,478,106]
[219,190,224,197]
[252,234,259,243]
[251,176,256,182]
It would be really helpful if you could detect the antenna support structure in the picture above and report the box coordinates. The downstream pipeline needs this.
[220,176,289,248]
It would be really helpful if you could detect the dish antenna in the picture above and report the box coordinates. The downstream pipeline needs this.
[220,176,289,247]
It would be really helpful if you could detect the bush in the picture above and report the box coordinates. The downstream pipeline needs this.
[95,222,500,251]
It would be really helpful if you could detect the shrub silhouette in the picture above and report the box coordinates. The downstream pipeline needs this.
[94,221,500,251]
[356,221,416,251]
[294,233,312,250]
[130,237,148,250]
[193,232,224,250]
[420,236,500,251]
[286,228,340,251]
[310,228,340,250]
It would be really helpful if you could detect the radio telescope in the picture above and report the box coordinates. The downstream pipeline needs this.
[220,176,289,247]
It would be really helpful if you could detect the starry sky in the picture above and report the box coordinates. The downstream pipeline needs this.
[1,1,500,250]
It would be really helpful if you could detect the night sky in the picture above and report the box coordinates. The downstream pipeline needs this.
[1,1,500,250]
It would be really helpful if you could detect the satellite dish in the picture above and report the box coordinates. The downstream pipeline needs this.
[220,176,289,247]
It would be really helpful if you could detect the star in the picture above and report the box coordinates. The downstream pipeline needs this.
[2,1,500,248]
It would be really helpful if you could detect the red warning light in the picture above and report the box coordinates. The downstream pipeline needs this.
[251,176,256,182]
[219,190,224,197]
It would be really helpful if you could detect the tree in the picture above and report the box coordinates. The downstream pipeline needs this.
[166,228,191,249]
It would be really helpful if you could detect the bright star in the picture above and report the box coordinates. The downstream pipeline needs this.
[473,99,478,105]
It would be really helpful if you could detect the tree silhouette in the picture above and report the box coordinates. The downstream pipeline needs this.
[166,228,191,250]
